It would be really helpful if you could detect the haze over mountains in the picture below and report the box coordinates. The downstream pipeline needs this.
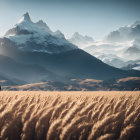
[0,13,140,90]
[68,32,94,49]
[69,21,140,70]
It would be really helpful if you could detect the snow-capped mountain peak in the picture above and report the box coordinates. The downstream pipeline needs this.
[131,21,140,28]
[106,20,140,43]
[1,12,77,53]
[35,20,51,32]
[13,12,52,36]
[54,30,65,39]
[18,12,32,24]
[72,32,81,38]
[36,20,47,28]
[68,32,94,49]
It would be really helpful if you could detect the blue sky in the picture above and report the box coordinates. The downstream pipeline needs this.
[0,0,140,39]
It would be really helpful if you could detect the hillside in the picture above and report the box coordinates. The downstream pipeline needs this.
[3,77,140,91]
[3,49,140,81]
[0,55,59,83]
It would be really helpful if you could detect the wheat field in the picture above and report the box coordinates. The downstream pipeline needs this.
[0,91,140,140]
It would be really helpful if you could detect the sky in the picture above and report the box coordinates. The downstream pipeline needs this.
[0,0,140,39]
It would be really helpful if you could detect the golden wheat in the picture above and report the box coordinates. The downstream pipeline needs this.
[0,91,139,140]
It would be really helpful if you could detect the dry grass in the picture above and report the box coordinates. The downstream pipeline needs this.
[0,91,140,140]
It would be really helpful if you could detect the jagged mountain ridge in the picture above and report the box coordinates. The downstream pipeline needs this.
[106,21,140,42]
[1,12,77,54]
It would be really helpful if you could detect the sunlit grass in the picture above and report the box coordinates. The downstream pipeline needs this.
[0,91,140,140]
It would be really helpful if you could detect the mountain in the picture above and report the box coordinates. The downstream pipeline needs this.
[0,55,60,83]
[73,21,140,69]
[3,48,140,80]
[0,13,140,85]
[68,32,94,49]
[84,41,140,68]
[97,54,125,68]
[0,73,26,86]
[123,45,140,60]
[1,12,77,54]
[122,60,140,71]
[106,21,140,42]
[83,42,131,63]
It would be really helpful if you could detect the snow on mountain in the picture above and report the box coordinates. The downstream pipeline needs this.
[133,63,140,71]
[68,32,94,49]
[96,54,125,68]
[106,21,140,42]
[84,40,133,59]
[122,60,140,71]
[53,30,65,39]
[131,21,140,28]
[123,45,140,60]
[73,21,140,69]
[18,12,31,23]
[84,40,140,69]
[2,12,77,53]
[83,38,140,68]
[1,13,139,70]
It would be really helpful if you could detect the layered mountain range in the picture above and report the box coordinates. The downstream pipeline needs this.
[69,21,140,70]
[0,13,140,90]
